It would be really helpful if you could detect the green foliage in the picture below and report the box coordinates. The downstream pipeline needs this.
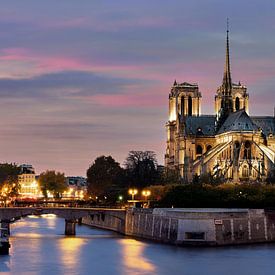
[193,172,223,185]
[147,185,174,201]
[87,155,125,198]
[266,171,275,184]
[125,151,158,187]
[38,170,67,198]
[0,163,21,197]
[159,183,275,208]
[160,168,181,185]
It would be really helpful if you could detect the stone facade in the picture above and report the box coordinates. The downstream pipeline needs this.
[165,29,275,183]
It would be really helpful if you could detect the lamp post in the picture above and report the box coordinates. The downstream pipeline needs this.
[142,190,151,208]
[128,189,138,200]
[142,190,151,201]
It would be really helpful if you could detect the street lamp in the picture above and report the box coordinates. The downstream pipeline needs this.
[128,189,138,200]
[142,190,151,201]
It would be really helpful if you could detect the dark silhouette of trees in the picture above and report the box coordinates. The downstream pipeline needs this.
[125,151,158,187]
[87,156,125,198]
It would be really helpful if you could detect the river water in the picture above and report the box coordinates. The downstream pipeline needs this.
[0,214,274,275]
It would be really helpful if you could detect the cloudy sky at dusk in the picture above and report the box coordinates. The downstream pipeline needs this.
[0,0,274,176]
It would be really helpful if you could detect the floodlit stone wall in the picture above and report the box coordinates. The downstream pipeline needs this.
[82,208,275,246]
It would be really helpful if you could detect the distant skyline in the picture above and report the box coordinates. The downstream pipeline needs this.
[0,0,274,176]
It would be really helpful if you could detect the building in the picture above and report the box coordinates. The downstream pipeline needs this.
[18,164,40,197]
[165,27,275,183]
[64,176,87,199]
[66,176,87,187]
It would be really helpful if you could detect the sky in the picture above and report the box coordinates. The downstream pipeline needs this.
[0,0,274,176]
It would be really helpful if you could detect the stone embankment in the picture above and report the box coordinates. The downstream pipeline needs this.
[82,208,275,246]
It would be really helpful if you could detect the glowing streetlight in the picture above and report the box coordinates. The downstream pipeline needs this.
[128,189,138,200]
[142,190,151,200]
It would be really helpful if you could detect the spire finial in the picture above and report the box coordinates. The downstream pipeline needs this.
[227,18,229,34]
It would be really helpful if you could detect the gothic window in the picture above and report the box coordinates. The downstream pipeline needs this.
[196,145,203,155]
[206,145,212,152]
[242,165,249,178]
[221,99,224,108]
[244,141,251,159]
[181,96,185,115]
[188,96,192,116]
[235,97,240,111]
[252,169,257,178]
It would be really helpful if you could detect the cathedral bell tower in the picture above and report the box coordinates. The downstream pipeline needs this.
[165,81,202,169]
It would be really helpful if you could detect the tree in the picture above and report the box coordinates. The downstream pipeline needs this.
[125,151,158,187]
[38,170,67,198]
[0,163,21,198]
[161,167,181,185]
[87,156,125,198]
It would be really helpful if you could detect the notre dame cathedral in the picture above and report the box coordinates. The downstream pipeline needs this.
[165,28,275,183]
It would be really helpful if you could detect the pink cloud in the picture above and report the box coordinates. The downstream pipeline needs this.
[89,88,166,108]
[0,47,30,61]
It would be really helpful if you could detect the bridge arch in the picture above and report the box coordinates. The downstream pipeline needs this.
[0,207,126,236]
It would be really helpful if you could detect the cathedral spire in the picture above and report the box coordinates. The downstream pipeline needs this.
[215,20,234,131]
[222,18,232,95]
[221,19,233,111]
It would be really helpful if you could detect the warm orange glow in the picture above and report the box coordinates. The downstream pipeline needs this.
[128,189,138,200]
[19,180,41,198]
[59,237,86,269]
[142,190,151,197]
[119,239,156,273]
[128,189,138,195]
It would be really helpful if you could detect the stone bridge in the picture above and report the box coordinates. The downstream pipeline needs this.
[0,207,126,235]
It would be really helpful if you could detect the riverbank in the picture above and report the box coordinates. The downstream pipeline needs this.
[82,208,275,246]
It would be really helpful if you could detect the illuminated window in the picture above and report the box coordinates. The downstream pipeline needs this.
[242,165,249,178]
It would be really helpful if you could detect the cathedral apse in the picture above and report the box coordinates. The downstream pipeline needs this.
[165,27,275,183]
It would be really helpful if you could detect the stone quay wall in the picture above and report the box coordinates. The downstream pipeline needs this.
[82,208,275,246]
[82,210,126,234]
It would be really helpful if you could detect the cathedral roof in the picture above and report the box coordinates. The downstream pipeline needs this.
[251,116,275,135]
[185,115,216,136]
[217,109,258,134]
[184,112,275,137]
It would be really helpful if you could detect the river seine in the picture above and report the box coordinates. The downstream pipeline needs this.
[0,214,274,274]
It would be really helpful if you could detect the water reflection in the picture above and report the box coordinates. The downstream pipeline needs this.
[119,239,156,274]
[58,237,86,270]
[42,214,57,229]
[0,256,10,273]
[3,216,275,275]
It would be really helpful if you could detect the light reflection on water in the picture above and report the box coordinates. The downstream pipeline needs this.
[119,239,156,274]
[0,215,274,274]
[58,237,86,270]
